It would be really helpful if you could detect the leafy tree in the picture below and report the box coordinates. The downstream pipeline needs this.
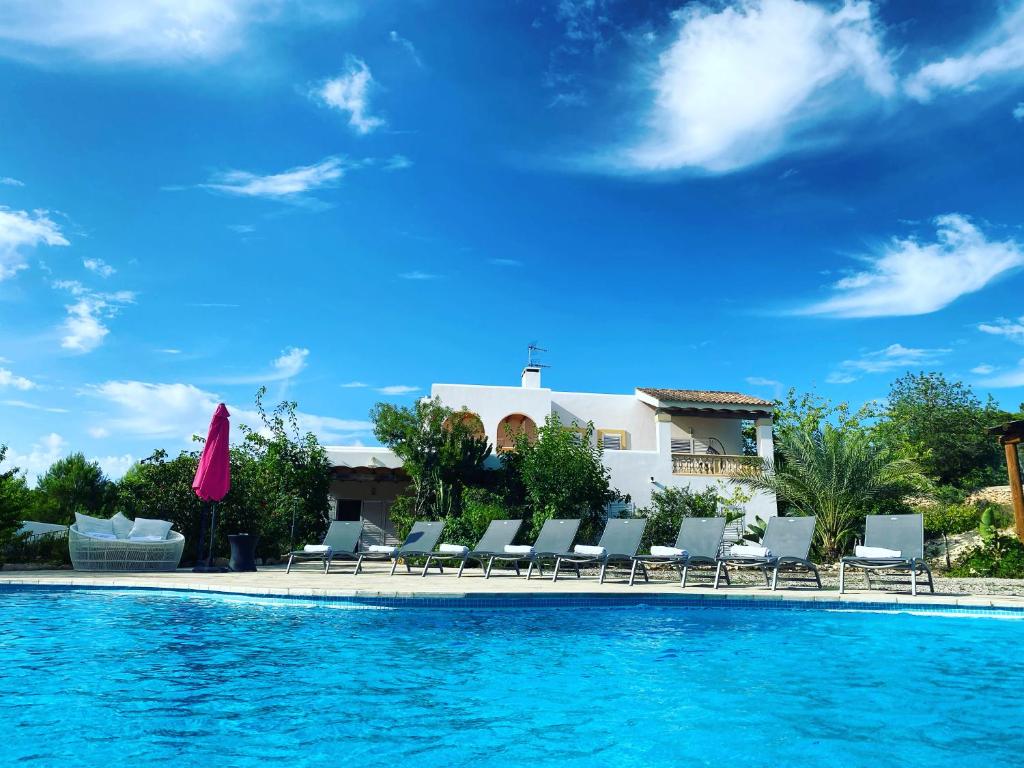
[229,389,331,557]
[34,453,115,524]
[372,398,493,537]
[0,445,32,546]
[873,372,1003,489]
[738,424,924,560]
[507,414,622,543]
[117,390,332,563]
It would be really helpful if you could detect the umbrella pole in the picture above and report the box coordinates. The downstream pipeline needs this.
[192,502,210,571]
[208,501,218,566]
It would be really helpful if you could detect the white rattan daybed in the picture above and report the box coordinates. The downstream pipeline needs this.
[69,524,185,572]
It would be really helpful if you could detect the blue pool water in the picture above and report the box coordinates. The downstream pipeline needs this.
[2,589,1022,767]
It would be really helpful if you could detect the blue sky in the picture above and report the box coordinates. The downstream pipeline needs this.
[1,0,1024,481]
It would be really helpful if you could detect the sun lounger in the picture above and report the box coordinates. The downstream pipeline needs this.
[630,516,727,587]
[839,514,934,596]
[482,518,581,579]
[350,521,444,575]
[552,518,647,584]
[714,516,821,590]
[286,520,364,574]
[419,519,523,577]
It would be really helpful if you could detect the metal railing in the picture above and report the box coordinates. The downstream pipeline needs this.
[671,453,763,477]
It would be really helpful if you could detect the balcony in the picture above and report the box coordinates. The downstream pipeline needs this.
[671,453,764,478]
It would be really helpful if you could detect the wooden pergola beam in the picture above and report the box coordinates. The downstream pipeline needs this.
[988,420,1024,543]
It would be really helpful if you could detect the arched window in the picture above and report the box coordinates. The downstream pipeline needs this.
[443,411,486,440]
[496,413,538,450]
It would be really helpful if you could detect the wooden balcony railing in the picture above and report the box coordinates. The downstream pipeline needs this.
[671,453,764,478]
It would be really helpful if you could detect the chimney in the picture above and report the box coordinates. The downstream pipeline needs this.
[521,366,541,389]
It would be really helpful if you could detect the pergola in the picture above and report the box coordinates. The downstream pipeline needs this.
[987,419,1024,543]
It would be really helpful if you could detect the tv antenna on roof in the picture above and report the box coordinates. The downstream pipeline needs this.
[527,342,550,369]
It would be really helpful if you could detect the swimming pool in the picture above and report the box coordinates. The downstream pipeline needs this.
[2,588,1021,767]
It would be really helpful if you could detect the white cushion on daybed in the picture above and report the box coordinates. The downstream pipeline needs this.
[75,512,114,536]
[128,517,173,540]
[111,512,134,539]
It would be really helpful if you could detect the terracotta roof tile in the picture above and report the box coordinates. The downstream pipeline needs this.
[637,388,774,407]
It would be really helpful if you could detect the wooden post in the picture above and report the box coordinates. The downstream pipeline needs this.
[1004,438,1024,544]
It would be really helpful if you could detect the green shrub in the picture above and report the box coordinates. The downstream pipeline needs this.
[440,488,512,546]
[923,503,982,539]
[950,534,1024,579]
[638,486,724,552]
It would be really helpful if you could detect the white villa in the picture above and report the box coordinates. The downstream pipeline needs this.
[326,366,778,544]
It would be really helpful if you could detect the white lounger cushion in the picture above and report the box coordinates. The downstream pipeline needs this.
[574,544,606,557]
[439,543,469,555]
[855,545,902,558]
[367,545,397,554]
[504,545,535,555]
[650,546,687,557]
[129,535,168,542]
[730,545,771,558]
[75,512,115,536]
[303,544,331,553]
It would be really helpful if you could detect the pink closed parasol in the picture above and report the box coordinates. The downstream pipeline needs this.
[192,403,231,571]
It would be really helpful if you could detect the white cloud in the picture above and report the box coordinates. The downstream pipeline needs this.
[978,316,1024,343]
[228,223,255,233]
[802,214,1024,318]
[83,257,115,277]
[826,343,950,383]
[2,399,68,413]
[93,453,135,480]
[619,0,895,173]
[746,376,782,387]
[54,280,136,353]
[399,270,437,280]
[0,432,66,484]
[214,346,309,385]
[384,154,412,171]
[979,360,1024,388]
[313,58,385,134]
[201,156,345,202]
[905,5,1024,102]
[158,348,183,355]
[0,367,35,390]
[88,426,110,438]
[340,381,368,388]
[489,258,523,267]
[0,176,24,186]
[1014,102,1024,120]
[971,364,996,376]
[376,385,418,395]
[84,379,373,444]
[0,207,68,281]
[389,30,422,67]
[0,0,359,66]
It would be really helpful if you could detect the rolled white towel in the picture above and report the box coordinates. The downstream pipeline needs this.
[855,545,902,558]
[504,545,535,555]
[303,544,330,554]
[650,546,687,558]
[367,544,397,555]
[439,543,469,555]
[82,531,118,540]
[574,544,606,557]
[730,544,771,558]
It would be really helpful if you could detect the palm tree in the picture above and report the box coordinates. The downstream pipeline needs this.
[737,425,924,560]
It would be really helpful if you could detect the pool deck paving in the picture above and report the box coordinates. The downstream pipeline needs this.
[3,566,1024,610]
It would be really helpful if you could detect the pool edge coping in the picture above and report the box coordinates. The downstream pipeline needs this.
[2,575,1023,615]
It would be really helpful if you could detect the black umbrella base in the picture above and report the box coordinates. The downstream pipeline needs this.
[192,562,229,573]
